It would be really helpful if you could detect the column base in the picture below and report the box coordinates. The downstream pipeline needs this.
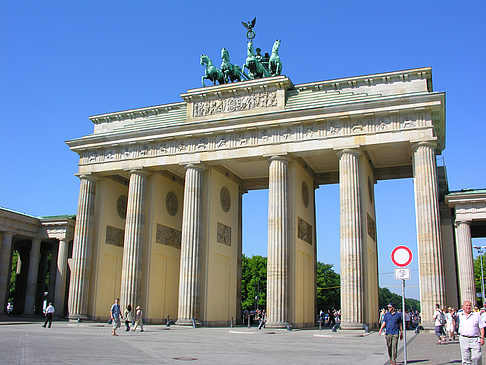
[176,318,201,326]
[340,321,365,330]
[68,314,89,322]
[265,321,290,329]
[420,321,435,330]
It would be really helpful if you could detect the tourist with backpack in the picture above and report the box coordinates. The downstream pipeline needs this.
[433,304,446,344]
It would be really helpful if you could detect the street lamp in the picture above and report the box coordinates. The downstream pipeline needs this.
[473,246,486,305]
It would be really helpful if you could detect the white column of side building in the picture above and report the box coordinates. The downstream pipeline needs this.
[24,238,42,314]
[454,220,476,305]
[412,141,446,327]
[266,156,289,328]
[0,232,14,312]
[54,238,70,315]
[337,149,364,330]
[120,169,147,311]
[177,164,204,325]
[67,175,97,320]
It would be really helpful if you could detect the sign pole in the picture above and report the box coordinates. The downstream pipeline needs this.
[391,245,412,365]
[402,279,407,365]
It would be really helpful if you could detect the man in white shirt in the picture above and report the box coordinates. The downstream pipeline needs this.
[458,300,486,365]
[42,302,55,328]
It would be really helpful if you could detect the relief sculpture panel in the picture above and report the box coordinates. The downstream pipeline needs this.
[193,91,277,117]
[156,224,182,249]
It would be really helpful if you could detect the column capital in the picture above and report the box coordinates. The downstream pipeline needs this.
[335,147,361,159]
[126,168,150,177]
[411,140,437,152]
[455,219,472,227]
[264,153,289,164]
[1,231,14,240]
[180,162,207,172]
[75,173,99,182]
[239,187,248,195]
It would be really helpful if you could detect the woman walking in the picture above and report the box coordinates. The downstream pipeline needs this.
[124,304,133,332]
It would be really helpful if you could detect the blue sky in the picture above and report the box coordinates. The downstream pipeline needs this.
[1,0,485,299]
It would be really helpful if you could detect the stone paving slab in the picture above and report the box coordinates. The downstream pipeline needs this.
[0,321,469,364]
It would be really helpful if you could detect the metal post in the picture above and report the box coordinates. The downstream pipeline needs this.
[402,279,407,365]
[480,252,485,306]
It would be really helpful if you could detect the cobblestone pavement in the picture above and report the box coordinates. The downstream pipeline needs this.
[0,319,466,364]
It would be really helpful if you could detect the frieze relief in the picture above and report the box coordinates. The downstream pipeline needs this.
[193,91,278,117]
[80,112,423,165]
[156,224,182,249]
[217,222,232,246]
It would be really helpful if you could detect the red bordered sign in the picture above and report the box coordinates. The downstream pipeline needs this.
[391,245,413,267]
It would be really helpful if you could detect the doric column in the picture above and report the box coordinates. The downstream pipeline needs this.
[67,174,97,320]
[412,141,445,327]
[177,164,204,325]
[337,149,364,330]
[54,238,69,316]
[455,220,476,305]
[120,169,147,311]
[236,187,247,323]
[266,156,289,328]
[24,238,42,314]
[0,232,14,312]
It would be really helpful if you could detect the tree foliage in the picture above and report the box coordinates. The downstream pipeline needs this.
[316,262,340,311]
[378,287,420,311]
[474,253,486,306]
[240,255,421,314]
[241,254,267,311]
[8,251,19,303]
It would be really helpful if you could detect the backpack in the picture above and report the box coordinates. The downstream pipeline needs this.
[440,311,446,325]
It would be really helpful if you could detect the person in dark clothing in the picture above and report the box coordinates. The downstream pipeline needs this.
[328,309,336,327]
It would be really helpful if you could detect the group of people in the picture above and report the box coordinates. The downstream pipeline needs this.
[110,298,144,336]
[318,309,339,327]
[379,301,486,365]
[434,301,486,365]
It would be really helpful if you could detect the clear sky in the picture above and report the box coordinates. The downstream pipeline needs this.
[1,0,485,300]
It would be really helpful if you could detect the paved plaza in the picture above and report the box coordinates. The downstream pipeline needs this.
[0,318,466,364]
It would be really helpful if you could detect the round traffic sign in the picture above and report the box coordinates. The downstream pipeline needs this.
[391,245,413,267]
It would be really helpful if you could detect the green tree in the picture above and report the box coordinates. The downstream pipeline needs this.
[474,253,486,306]
[241,254,267,310]
[8,251,19,303]
[378,287,420,311]
[316,262,340,311]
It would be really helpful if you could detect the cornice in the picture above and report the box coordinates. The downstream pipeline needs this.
[446,191,486,207]
[293,67,432,92]
[89,101,186,125]
[67,92,444,153]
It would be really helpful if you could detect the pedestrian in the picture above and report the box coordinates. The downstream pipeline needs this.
[458,300,486,365]
[123,304,132,331]
[433,304,446,344]
[110,298,122,336]
[132,305,144,332]
[446,307,456,341]
[378,302,403,365]
[328,309,336,327]
[42,302,55,328]
[258,309,266,330]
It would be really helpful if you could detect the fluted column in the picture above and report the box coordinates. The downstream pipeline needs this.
[177,164,204,325]
[54,238,69,316]
[338,149,364,330]
[68,174,97,320]
[266,156,289,328]
[120,169,147,311]
[412,141,445,328]
[24,238,42,314]
[0,232,14,312]
[455,220,476,305]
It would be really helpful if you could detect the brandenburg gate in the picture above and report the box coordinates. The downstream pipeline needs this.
[64,65,448,329]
